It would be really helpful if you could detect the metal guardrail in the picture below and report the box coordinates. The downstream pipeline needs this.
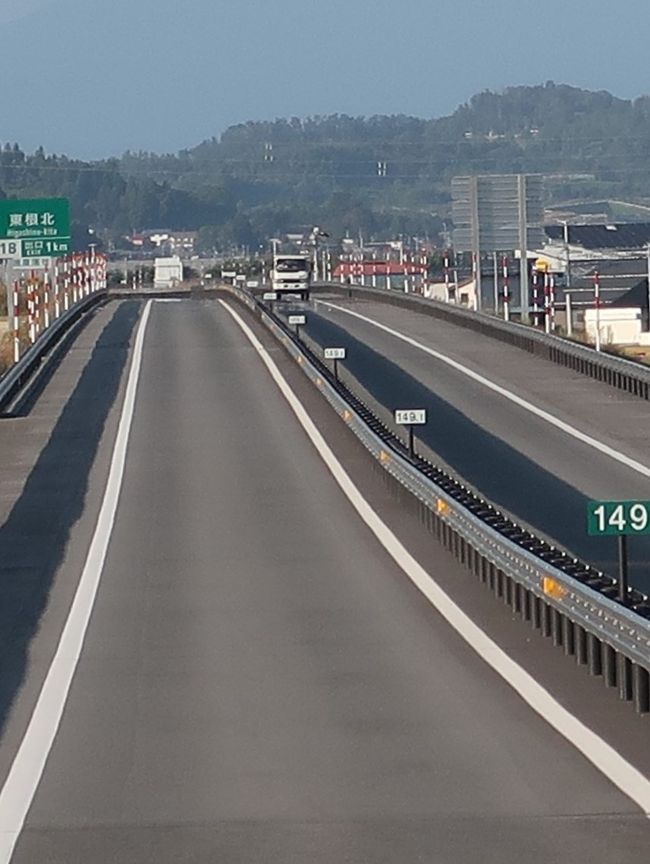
[226,283,650,713]
[0,289,107,412]
[314,282,650,400]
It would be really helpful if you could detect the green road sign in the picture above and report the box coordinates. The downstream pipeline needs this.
[22,238,71,257]
[587,500,650,536]
[0,198,70,257]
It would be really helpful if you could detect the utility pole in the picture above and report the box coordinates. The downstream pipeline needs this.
[531,267,540,326]
[470,177,482,310]
[594,270,601,352]
[646,243,650,332]
[517,174,529,322]
[544,272,551,334]
[444,250,451,302]
[563,221,572,289]
[311,227,320,281]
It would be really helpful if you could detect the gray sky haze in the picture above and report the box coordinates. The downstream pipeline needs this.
[1,0,648,158]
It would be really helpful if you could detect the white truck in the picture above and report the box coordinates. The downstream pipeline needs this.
[271,253,312,301]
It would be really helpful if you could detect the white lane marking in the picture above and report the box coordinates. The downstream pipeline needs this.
[316,300,650,481]
[0,300,153,862]
[221,298,650,816]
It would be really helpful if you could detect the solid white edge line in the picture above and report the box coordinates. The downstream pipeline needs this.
[220,298,650,816]
[317,299,650,481]
[0,299,153,862]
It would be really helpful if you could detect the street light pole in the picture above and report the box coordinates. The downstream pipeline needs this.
[313,229,319,281]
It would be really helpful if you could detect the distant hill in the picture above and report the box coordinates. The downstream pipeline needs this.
[118,82,650,244]
[4,82,650,250]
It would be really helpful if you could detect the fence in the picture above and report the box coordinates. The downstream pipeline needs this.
[3,253,107,371]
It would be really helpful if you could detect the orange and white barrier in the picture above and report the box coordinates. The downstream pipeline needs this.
[8,251,108,365]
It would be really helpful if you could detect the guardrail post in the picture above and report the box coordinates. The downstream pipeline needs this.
[531,595,541,630]
[576,626,588,665]
[522,589,532,621]
[633,665,650,714]
[603,645,617,688]
[551,608,563,647]
[504,576,514,608]
[618,655,633,701]
[513,582,523,615]
[488,563,496,592]
[562,617,575,656]
[587,633,603,676]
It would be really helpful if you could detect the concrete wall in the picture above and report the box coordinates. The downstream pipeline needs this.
[424,279,477,308]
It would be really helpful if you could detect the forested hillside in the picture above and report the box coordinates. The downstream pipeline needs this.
[2,82,650,250]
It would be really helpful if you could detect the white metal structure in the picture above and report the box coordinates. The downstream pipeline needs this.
[154,256,183,289]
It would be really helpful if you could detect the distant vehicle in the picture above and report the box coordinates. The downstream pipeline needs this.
[271,253,311,300]
[154,256,183,289]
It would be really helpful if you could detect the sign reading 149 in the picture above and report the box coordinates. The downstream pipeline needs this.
[587,500,650,536]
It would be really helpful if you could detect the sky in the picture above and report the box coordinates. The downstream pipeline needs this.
[0,0,648,159]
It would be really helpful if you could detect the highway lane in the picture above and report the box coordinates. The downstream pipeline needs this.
[296,299,650,591]
[0,301,141,784]
[313,294,650,467]
[5,297,650,862]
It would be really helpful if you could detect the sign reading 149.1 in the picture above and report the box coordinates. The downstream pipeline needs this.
[587,500,650,536]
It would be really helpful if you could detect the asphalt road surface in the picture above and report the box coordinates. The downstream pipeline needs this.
[298,297,650,592]
[3,298,650,862]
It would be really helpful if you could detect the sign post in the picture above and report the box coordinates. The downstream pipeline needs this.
[288,314,306,338]
[394,408,427,459]
[587,499,650,602]
[324,346,346,381]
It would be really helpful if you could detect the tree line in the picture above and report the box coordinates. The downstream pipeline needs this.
[2,82,650,252]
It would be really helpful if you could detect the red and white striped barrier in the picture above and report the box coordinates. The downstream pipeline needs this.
[7,251,107,366]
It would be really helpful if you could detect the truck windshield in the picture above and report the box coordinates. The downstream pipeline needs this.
[276,260,308,273]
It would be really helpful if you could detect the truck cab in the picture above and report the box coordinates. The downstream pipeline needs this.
[271,254,312,301]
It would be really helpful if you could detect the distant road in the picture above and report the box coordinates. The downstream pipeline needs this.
[1,298,649,862]
[303,296,650,591]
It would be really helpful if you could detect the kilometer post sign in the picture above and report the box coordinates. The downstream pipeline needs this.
[587,499,650,602]
[587,500,650,536]
[0,198,71,259]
